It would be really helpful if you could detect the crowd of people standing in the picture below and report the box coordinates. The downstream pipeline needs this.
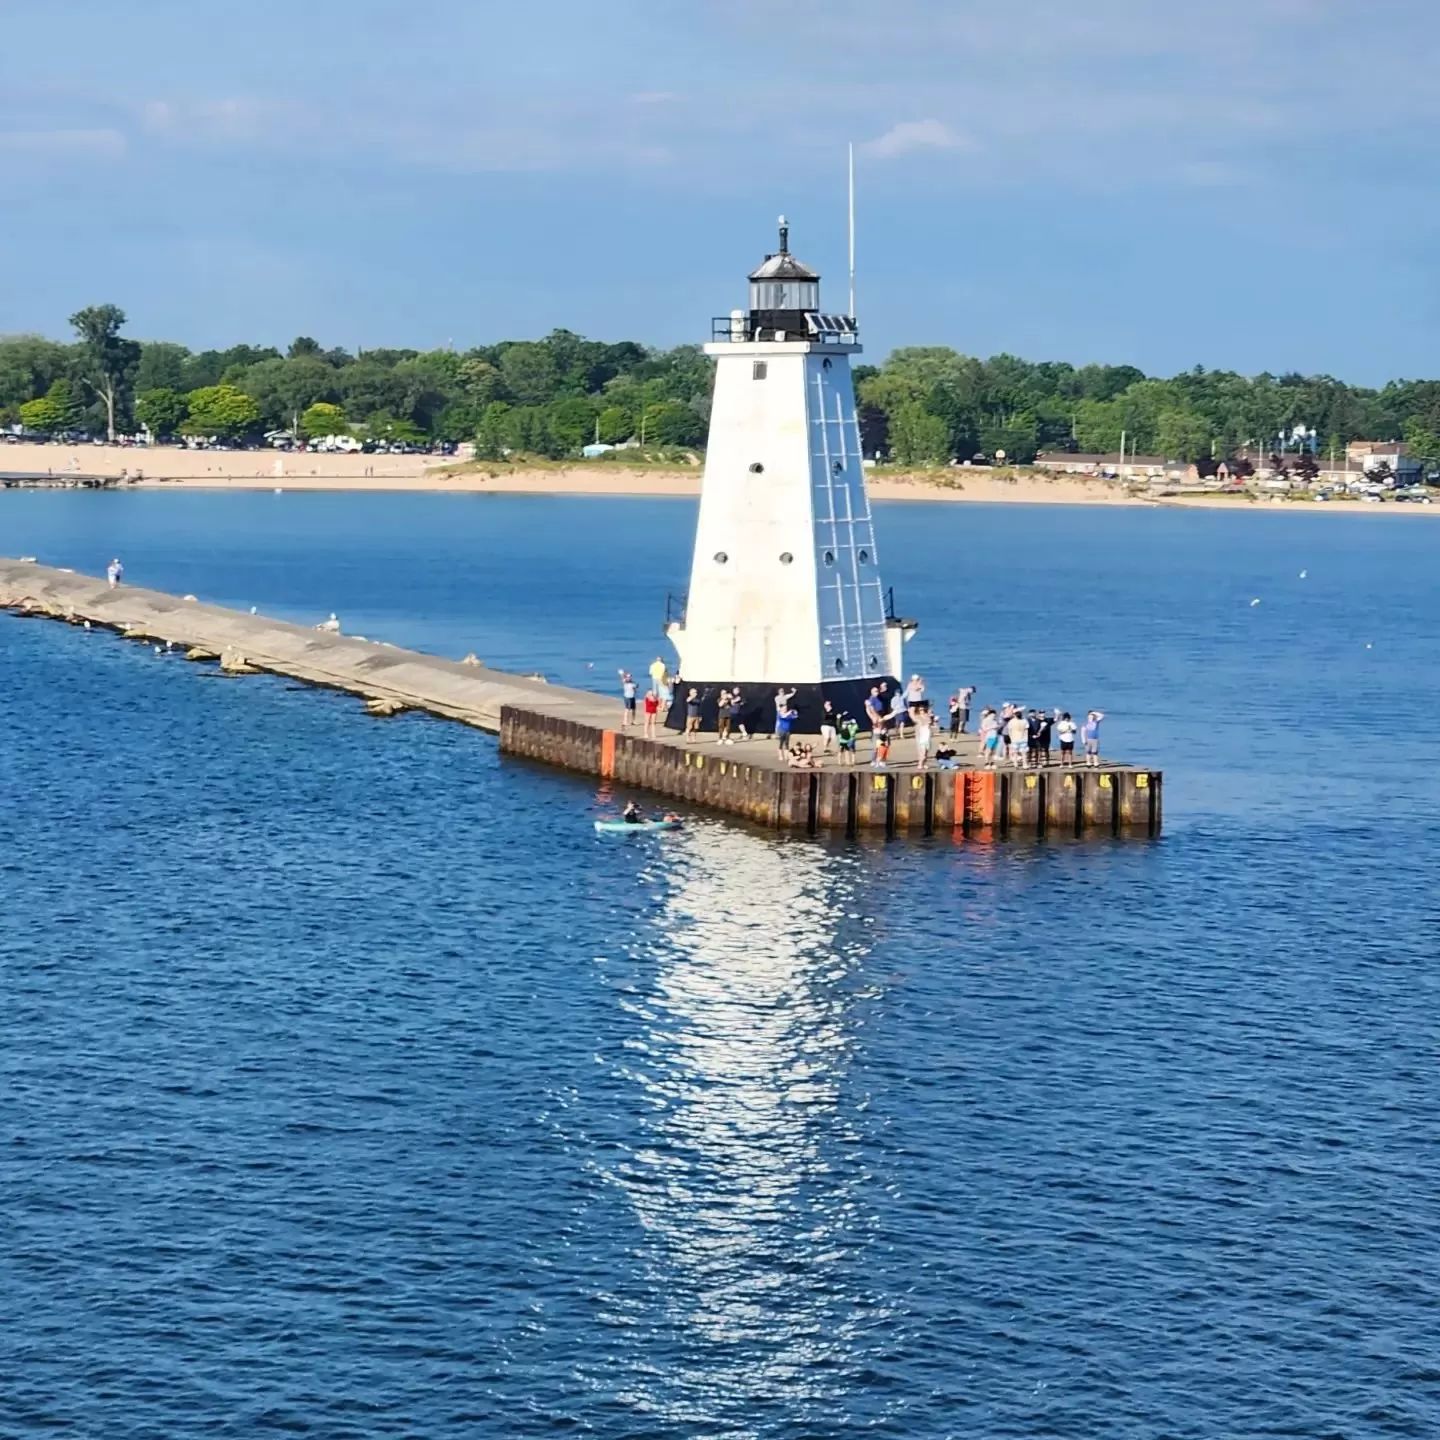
[617,664,1108,771]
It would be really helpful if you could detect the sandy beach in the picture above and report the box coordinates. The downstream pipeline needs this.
[3,443,1435,516]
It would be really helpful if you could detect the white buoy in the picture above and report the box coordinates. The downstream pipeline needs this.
[83,620,91,630]
[1299,569,1307,579]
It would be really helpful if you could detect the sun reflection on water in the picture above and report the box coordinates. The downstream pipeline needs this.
[593,825,897,1430]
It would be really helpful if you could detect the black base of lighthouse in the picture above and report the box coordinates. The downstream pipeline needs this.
[663,676,903,736]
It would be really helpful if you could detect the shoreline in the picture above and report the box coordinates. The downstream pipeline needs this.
[2,443,1435,517]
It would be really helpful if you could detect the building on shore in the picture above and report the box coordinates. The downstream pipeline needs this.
[1034,452,1188,481]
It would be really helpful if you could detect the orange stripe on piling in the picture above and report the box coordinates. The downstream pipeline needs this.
[600,729,617,779]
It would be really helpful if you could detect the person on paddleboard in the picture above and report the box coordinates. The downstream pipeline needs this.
[622,802,644,824]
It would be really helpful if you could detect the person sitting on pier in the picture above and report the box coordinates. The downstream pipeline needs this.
[788,740,818,770]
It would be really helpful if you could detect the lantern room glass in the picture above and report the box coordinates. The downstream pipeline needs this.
[750,280,819,312]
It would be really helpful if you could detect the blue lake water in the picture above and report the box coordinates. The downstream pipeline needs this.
[2,491,1438,1438]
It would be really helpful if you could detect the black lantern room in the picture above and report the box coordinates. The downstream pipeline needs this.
[747,216,820,340]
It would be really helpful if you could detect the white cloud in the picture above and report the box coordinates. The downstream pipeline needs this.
[139,97,294,142]
[861,119,972,161]
[0,128,126,157]
[1177,160,1250,189]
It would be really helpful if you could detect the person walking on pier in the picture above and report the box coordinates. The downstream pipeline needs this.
[956,682,979,731]
[727,687,749,741]
[773,687,796,732]
[819,699,838,754]
[648,655,666,700]
[865,686,886,744]
[1035,709,1054,766]
[775,703,797,758]
[106,557,124,589]
[905,673,927,715]
[914,708,934,768]
[1056,712,1078,764]
[1025,709,1043,767]
[1083,709,1105,767]
[838,713,859,766]
[642,689,660,739]
[716,689,733,744]
[618,670,638,728]
[1005,710,1029,768]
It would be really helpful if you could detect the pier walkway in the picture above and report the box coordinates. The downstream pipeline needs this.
[0,559,1162,837]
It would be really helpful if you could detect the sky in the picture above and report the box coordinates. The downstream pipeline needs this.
[3,0,1439,383]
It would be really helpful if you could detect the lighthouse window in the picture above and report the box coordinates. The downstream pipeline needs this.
[834,657,846,673]
[752,361,768,380]
[713,551,728,564]
[858,549,870,563]
[869,655,879,668]
[823,550,835,565]
[822,357,833,371]
[748,462,764,473]
[779,552,793,565]
[833,460,844,474]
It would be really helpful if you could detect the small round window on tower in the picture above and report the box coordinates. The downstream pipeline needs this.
[779,552,793,565]
[823,550,835,565]
[713,551,728,564]
[749,462,764,474]
[869,655,879,668]
[833,460,844,474]
[858,549,870,563]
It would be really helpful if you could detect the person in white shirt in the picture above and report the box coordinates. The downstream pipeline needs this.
[1056,712,1078,765]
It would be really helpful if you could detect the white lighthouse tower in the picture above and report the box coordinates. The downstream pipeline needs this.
[666,217,914,731]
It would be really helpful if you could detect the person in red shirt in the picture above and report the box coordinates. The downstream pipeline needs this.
[642,689,660,738]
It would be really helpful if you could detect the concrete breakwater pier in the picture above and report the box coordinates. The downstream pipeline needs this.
[0,559,1162,838]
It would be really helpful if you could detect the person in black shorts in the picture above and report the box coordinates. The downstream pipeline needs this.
[1035,709,1053,765]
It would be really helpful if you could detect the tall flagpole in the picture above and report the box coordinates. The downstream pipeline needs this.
[848,142,857,320]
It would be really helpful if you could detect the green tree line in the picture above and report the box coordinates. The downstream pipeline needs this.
[0,312,713,456]
[4,309,1439,468]
[855,349,1440,469]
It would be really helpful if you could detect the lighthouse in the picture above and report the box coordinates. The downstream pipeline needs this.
[666,217,915,732]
